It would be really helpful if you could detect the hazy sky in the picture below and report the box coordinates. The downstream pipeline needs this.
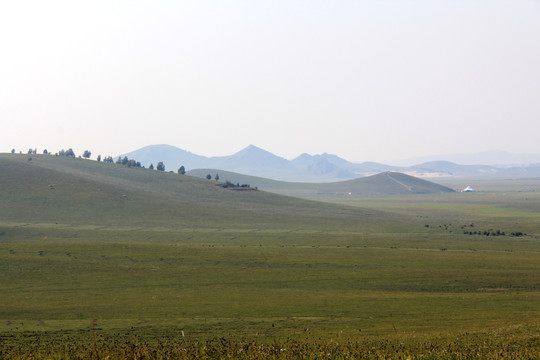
[1,1,539,162]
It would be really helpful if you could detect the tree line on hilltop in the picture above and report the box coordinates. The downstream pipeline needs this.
[10,147,186,175]
[10,147,254,188]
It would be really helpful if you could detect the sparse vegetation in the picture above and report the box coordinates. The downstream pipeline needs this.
[463,229,506,236]
[219,180,254,190]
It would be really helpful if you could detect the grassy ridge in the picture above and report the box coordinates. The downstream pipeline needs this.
[0,154,404,231]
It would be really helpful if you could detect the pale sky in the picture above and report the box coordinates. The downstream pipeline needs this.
[1,1,539,162]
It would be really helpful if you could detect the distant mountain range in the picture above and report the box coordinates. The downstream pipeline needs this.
[389,150,540,167]
[120,145,540,182]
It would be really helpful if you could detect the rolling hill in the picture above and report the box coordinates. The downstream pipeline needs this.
[0,154,406,232]
[187,168,456,197]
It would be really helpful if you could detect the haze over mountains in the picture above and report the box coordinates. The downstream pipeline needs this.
[390,151,540,167]
[121,144,540,182]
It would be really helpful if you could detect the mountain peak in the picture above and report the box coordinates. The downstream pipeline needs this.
[231,145,288,162]
[238,144,266,153]
[120,144,208,170]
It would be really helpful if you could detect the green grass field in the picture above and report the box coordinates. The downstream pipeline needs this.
[0,154,539,358]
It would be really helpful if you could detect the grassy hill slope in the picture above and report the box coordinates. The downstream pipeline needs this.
[324,171,456,195]
[0,154,405,232]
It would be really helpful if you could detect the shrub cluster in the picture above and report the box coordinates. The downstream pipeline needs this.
[463,230,526,237]
[220,180,253,189]
[463,229,505,236]
[115,156,143,168]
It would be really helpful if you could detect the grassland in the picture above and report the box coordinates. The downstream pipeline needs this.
[0,154,539,358]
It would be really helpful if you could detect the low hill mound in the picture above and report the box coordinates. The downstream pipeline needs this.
[188,169,455,197]
[323,172,456,196]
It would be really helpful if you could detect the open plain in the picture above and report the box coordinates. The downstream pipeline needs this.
[0,154,538,358]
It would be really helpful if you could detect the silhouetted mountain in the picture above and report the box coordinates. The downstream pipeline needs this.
[120,144,540,181]
[306,158,355,178]
[120,144,209,172]
[498,163,540,177]
[350,161,396,174]
[292,153,345,168]
[391,150,540,167]
[292,153,393,176]
[406,161,500,177]
[206,145,296,176]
